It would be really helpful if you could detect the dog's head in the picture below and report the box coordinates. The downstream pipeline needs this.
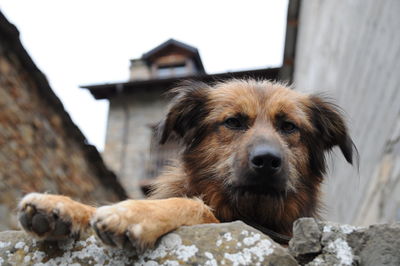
[160,80,356,197]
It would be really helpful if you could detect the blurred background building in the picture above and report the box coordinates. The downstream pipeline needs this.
[82,39,284,197]
[0,0,399,230]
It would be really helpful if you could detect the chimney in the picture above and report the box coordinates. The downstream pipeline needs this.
[129,59,151,81]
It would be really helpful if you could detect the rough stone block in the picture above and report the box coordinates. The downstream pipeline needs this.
[289,217,322,257]
[0,221,297,266]
[289,218,400,266]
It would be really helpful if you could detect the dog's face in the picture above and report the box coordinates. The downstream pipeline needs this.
[160,80,355,199]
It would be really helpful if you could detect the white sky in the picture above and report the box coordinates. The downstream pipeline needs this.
[0,0,288,150]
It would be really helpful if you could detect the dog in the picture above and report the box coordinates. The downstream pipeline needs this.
[17,79,355,251]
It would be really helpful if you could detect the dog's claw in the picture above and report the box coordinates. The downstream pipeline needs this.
[92,220,134,249]
[91,204,157,252]
[93,225,116,247]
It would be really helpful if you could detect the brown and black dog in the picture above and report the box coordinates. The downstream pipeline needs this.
[18,79,355,251]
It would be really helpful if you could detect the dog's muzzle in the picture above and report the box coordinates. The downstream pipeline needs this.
[249,144,282,176]
[232,138,288,194]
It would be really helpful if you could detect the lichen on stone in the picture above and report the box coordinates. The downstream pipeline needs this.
[242,232,261,246]
[0,242,11,249]
[224,238,274,266]
[222,232,233,241]
[14,241,26,249]
[327,238,353,266]
[204,252,218,266]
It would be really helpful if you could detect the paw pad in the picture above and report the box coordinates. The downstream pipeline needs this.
[18,200,74,240]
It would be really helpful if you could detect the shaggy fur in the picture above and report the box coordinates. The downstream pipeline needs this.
[17,79,355,249]
[151,79,355,236]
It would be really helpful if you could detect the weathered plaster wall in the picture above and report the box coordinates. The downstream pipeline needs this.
[103,92,169,198]
[294,0,400,224]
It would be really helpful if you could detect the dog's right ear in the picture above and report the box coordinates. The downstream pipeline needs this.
[159,81,211,146]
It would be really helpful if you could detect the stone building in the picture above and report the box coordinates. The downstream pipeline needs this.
[0,11,127,230]
[83,39,286,198]
[292,0,400,225]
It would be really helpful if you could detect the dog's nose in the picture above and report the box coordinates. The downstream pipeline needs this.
[249,145,282,175]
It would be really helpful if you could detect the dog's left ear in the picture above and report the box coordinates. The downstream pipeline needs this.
[309,96,356,164]
[158,81,210,146]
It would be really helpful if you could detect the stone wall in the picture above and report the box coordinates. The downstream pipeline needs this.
[104,92,169,198]
[1,219,400,265]
[0,12,126,230]
[294,0,400,224]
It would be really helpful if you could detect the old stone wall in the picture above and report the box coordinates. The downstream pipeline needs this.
[1,219,400,265]
[104,92,169,198]
[0,12,126,230]
[294,0,400,224]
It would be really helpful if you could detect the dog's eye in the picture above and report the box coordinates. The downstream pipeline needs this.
[280,121,297,133]
[224,117,245,130]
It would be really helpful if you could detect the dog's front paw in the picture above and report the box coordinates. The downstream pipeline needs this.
[91,200,166,252]
[18,193,95,240]
[91,198,219,252]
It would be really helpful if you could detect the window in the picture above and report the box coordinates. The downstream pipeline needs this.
[173,65,187,76]
[156,67,172,78]
[156,63,188,78]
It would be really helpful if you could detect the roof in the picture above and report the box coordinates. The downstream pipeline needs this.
[142,38,198,59]
[141,38,205,73]
[0,11,127,200]
[82,67,280,99]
